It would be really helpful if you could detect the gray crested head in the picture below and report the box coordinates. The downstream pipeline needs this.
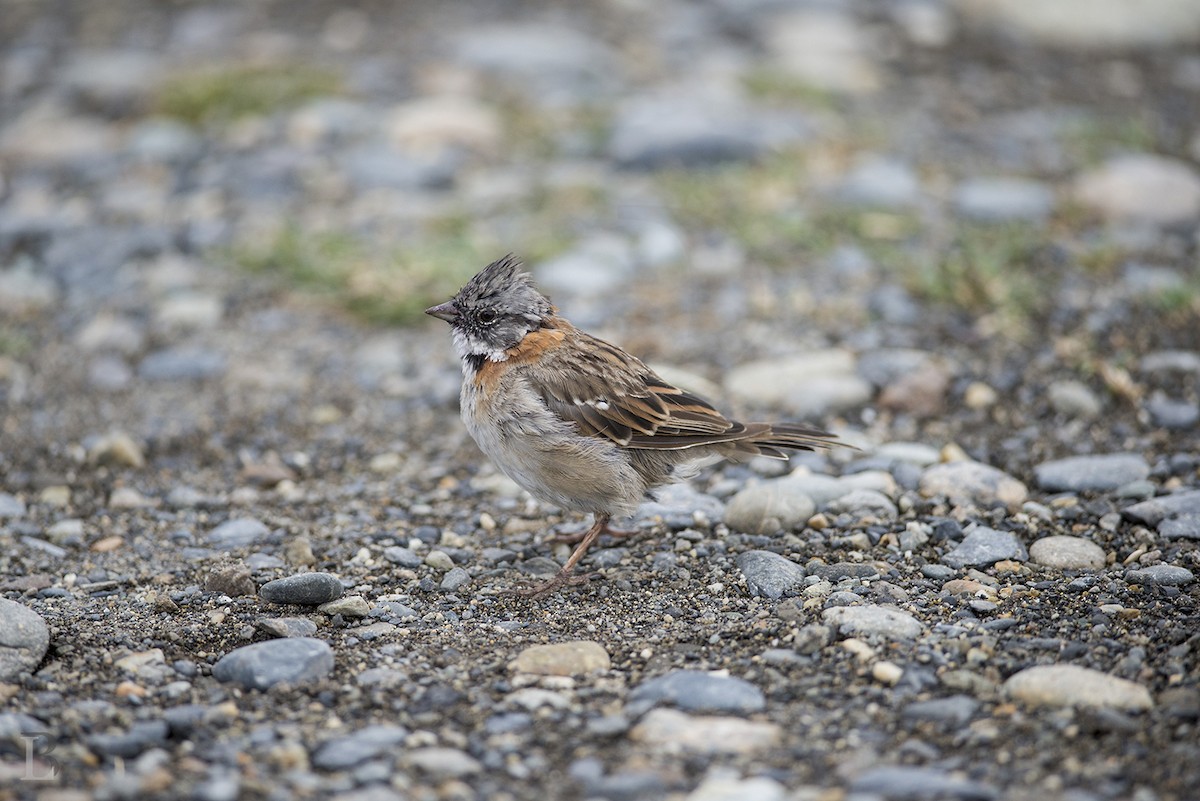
[426,255,555,362]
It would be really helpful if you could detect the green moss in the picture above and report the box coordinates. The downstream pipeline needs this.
[156,64,342,125]
[1062,113,1156,165]
[742,69,839,111]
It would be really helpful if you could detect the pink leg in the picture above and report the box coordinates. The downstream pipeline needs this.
[516,513,611,598]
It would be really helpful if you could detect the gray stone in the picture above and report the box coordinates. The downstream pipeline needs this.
[638,483,725,526]
[851,765,998,801]
[942,527,1027,568]
[0,599,50,679]
[955,0,1200,48]
[920,462,1028,509]
[824,488,898,519]
[902,695,980,726]
[1146,395,1199,430]
[736,550,806,600]
[1141,350,1200,373]
[1072,154,1200,226]
[953,177,1055,222]
[1029,536,1106,570]
[255,617,318,639]
[0,493,26,518]
[765,9,882,94]
[1159,514,1200,540]
[383,546,422,567]
[686,772,787,801]
[208,518,270,548]
[822,605,924,640]
[1033,453,1150,493]
[440,567,471,591]
[1124,491,1200,525]
[337,144,458,191]
[403,747,483,778]
[630,670,765,715]
[139,346,226,381]
[311,724,409,770]
[1003,664,1153,710]
[726,350,871,416]
[1048,380,1102,418]
[835,156,920,208]
[512,641,611,676]
[630,708,782,756]
[1126,565,1194,586]
[86,720,169,759]
[212,638,334,690]
[451,23,616,102]
[725,481,816,535]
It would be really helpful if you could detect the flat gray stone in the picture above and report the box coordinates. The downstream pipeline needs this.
[0,493,26,518]
[725,481,816,536]
[851,766,998,801]
[0,599,50,679]
[1159,514,1200,540]
[312,724,409,770]
[1033,453,1150,493]
[942,527,1028,568]
[953,177,1055,222]
[920,462,1028,509]
[255,617,319,639]
[212,638,333,690]
[822,605,924,640]
[1029,536,1105,570]
[1126,565,1194,586]
[1003,664,1153,710]
[1073,154,1200,226]
[208,518,270,548]
[630,670,765,715]
[736,550,806,600]
[1124,491,1200,526]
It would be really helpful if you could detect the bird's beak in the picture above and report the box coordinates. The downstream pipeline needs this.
[425,301,458,322]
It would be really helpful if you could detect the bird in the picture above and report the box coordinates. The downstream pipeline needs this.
[426,254,843,597]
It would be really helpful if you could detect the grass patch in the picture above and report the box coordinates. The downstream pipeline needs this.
[1062,113,1156,165]
[156,64,342,126]
[742,68,839,111]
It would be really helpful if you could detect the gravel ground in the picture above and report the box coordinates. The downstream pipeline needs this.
[2,2,1199,800]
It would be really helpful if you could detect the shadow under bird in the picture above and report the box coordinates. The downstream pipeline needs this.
[427,255,845,597]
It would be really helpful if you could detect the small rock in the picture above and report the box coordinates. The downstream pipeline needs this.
[424,550,455,571]
[512,641,611,676]
[1126,565,1194,586]
[255,617,318,639]
[835,156,920,208]
[404,747,482,778]
[1146,395,1199,430]
[872,661,904,685]
[1123,490,1200,525]
[1073,154,1200,226]
[0,493,27,518]
[440,567,471,591]
[1029,536,1106,570]
[825,489,898,519]
[725,482,816,536]
[312,724,409,770]
[822,605,924,640]
[725,350,871,416]
[383,546,422,567]
[139,346,226,381]
[851,766,998,801]
[204,564,256,597]
[109,487,156,509]
[629,708,782,755]
[630,670,765,715]
[318,595,370,617]
[1033,453,1150,492]
[87,431,145,468]
[685,772,787,801]
[208,518,270,548]
[212,638,334,690]
[1003,664,1153,710]
[260,573,344,605]
[736,550,806,599]
[903,695,980,726]
[953,177,1055,222]
[0,599,51,679]
[1048,379,1102,418]
[765,10,882,94]
[1159,514,1200,540]
[942,527,1028,568]
[920,461,1028,509]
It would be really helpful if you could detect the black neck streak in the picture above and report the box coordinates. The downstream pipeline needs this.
[466,353,487,374]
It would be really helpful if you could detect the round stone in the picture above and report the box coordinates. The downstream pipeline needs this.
[822,604,924,640]
[259,573,345,605]
[511,641,611,676]
[1029,536,1106,570]
[0,599,50,679]
[630,670,765,715]
[736,550,807,600]
[1033,453,1150,493]
[1003,664,1153,710]
[212,638,334,690]
[725,481,816,536]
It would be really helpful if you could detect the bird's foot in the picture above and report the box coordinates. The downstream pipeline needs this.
[512,570,600,599]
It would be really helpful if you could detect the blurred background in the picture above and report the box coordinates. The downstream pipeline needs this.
[1,0,1198,455]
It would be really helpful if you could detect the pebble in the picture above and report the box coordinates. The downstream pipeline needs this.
[952,177,1055,222]
[903,695,980,727]
[511,641,611,676]
[86,720,169,759]
[139,346,226,381]
[383,546,423,567]
[208,518,270,548]
[724,481,816,536]
[850,766,998,801]
[638,483,725,526]
[440,567,471,591]
[1072,154,1200,226]
[1003,664,1153,710]
[424,550,455,571]
[1028,535,1106,570]
[311,724,409,770]
[0,599,51,679]
[766,9,881,93]
[736,550,807,600]
[822,605,924,640]
[403,746,482,778]
[0,493,27,518]
[87,431,145,468]
[204,564,255,597]
[629,708,782,755]
[451,22,616,102]
[1125,565,1194,586]
[318,595,370,617]
[1033,453,1150,492]
[942,526,1028,568]
[919,461,1028,509]
[1123,490,1200,525]
[824,488,898,519]
[724,350,871,416]
[255,617,318,639]
[1146,395,1199,430]
[685,772,787,801]
[260,573,345,605]
[629,670,765,715]
[212,638,334,690]
[1159,514,1200,540]
[835,156,921,208]
[1047,379,1102,418]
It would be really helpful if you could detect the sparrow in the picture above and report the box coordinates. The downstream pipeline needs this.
[427,255,842,597]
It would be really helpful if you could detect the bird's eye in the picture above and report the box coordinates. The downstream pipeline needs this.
[478,310,498,325]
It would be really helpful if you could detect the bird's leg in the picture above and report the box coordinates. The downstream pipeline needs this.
[516,513,610,598]
[550,516,636,544]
